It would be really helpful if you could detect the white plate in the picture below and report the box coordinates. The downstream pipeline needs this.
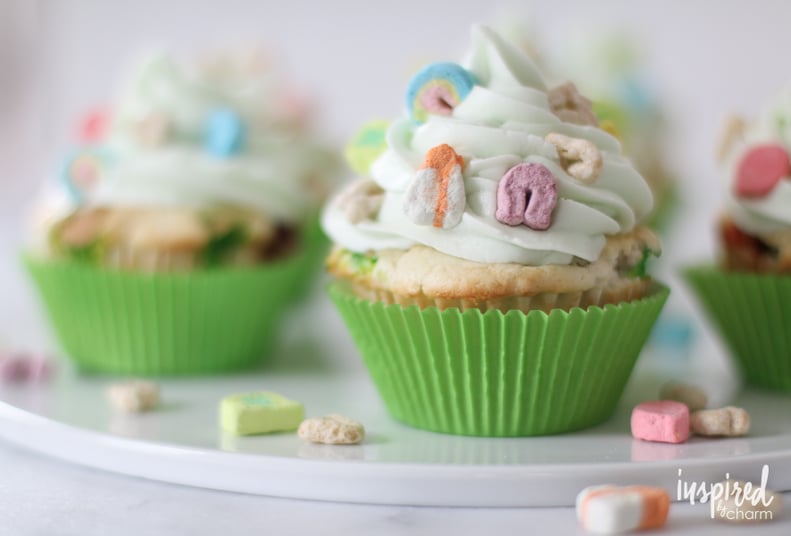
[2,341,791,507]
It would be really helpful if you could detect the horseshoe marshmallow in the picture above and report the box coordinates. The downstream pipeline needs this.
[545,132,603,184]
[403,144,466,229]
[495,162,558,230]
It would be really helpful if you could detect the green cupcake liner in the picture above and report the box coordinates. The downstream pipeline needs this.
[24,252,311,376]
[684,265,791,391]
[328,282,669,437]
[290,216,330,299]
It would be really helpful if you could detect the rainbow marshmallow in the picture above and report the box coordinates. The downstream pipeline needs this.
[405,62,476,123]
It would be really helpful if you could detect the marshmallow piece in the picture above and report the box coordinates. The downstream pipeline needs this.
[691,407,750,437]
[631,401,690,444]
[298,414,365,445]
[344,120,389,176]
[0,352,53,383]
[495,162,558,230]
[734,144,790,199]
[0,354,27,382]
[220,391,304,436]
[714,480,783,524]
[403,144,466,229]
[405,62,476,123]
[107,380,160,413]
[577,485,670,534]
[659,381,708,412]
[205,108,245,158]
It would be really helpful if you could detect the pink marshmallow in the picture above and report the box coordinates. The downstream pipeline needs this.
[24,355,53,382]
[631,400,690,444]
[0,354,27,382]
[0,352,54,383]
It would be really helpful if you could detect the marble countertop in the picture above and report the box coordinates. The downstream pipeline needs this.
[0,439,788,535]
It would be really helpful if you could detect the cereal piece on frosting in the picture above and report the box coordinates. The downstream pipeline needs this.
[336,178,385,224]
[106,380,160,413]
[717,115,745,163]
[547,81,599,126]
[545,133,603,184]
[298,414,365,445]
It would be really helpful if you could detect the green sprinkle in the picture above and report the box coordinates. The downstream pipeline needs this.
[629,247,658,278]
[202,224,247,266]
[346,250,378,274]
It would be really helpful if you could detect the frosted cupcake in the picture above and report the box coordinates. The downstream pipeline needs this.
[323,26,668,436]
[686,88,791,391]
[26,51,338,375]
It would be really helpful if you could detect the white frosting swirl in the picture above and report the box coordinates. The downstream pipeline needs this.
[323,26,654,265]
[90,53,337,223]
[726,88,791,235]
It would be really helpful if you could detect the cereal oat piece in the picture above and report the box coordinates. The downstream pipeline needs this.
[545,132,603,184]
[335,178,384,224]
[576,485,670,533]
[659,381,708,412]
[717,115,745,163]
[547,82,599,126]
[690,407,750,437]
[631,401,690,444]
[220,391,304,436]
[298,414,365,445]
[106,380,160,413]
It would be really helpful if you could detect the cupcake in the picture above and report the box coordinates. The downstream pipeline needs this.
[685,88,791,391]
[323,26,668,437]
[25,51,339,375]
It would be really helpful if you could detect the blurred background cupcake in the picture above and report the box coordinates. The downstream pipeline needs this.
[324,26,668,437]
[686,87,791,391]
[24,50,340,375]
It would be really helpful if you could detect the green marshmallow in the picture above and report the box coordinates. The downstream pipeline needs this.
[220,391,305,436]
[344,120,390,176]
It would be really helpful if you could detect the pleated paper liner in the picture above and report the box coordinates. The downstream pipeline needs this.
[684,265,791,391]
[24,251,310,376]
[328,282,669,437]
[291,215,330,299]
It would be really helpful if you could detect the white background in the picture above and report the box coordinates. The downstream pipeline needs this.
[2,1,791,534]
